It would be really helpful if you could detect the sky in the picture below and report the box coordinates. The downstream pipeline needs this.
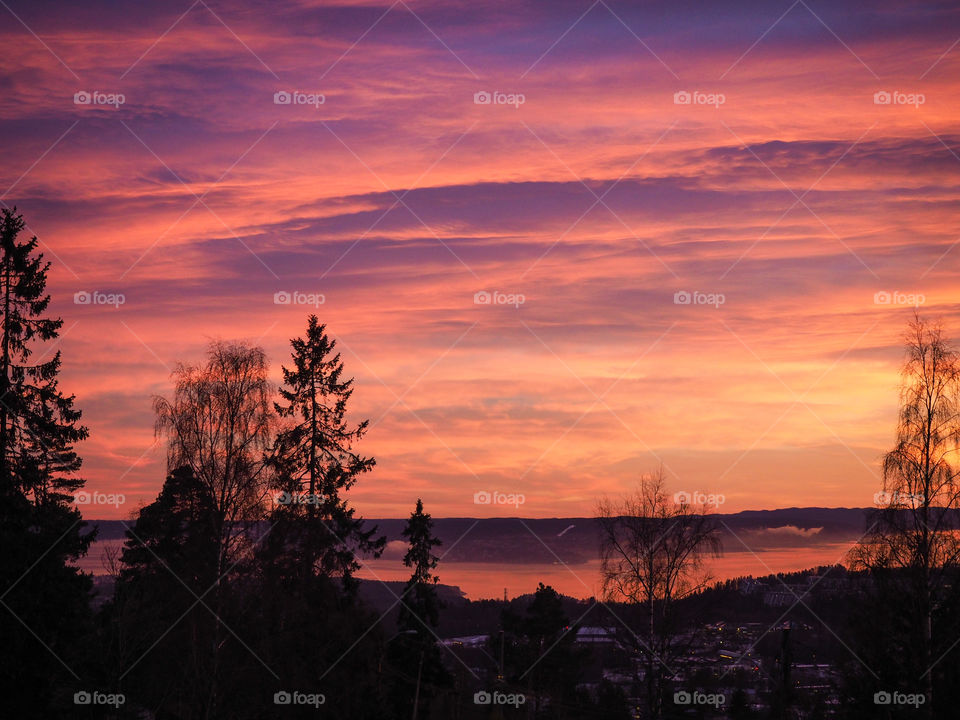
[1,0,959,520]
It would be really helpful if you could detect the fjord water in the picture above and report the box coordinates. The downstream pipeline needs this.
[78,537,855,600]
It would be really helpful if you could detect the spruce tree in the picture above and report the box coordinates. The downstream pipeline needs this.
[256,317,391,715]
[0,207,87,500]
[109,466,222,719]
[268,315,383,582]
[398,498,443,633]
[0,207,93,718]
[390,498,449,720]
[501,583,586,714]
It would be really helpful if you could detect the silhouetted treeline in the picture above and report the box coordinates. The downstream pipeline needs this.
[0,212,619,718]
[5,208,960,719]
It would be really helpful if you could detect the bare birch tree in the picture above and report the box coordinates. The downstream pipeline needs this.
[596,467,721,718]
[852,314,960,716]
[152,340,273,718]
[154,340,273,574]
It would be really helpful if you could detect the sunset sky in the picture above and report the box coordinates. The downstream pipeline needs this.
[2,0,959,520]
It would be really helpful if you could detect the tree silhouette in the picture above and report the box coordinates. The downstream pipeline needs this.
[399,498,443,633]
[501,582,588,718]
[267,315,383,584]
[154,340,272,576]
[114,331,392,719]
[0,208,87,498]
[108,466,221,719]
[596,468,721,719]
[0,208,93,719]
[389,498,448,719]
[152,340,273,717]
[850,314,960,718]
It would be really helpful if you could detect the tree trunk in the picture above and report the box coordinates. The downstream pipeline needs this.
[0,248,11,486]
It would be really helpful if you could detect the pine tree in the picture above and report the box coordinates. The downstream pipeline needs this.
[501,583,586,715]
[398,498,443,633]
[109,466,222,719]
[268,315,383,582]
[253,317,391,715]
[390,498,448,720]
[0,208,93,718]
[0,207,87,501]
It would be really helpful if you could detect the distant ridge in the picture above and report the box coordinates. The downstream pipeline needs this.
[87,507,872,565]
